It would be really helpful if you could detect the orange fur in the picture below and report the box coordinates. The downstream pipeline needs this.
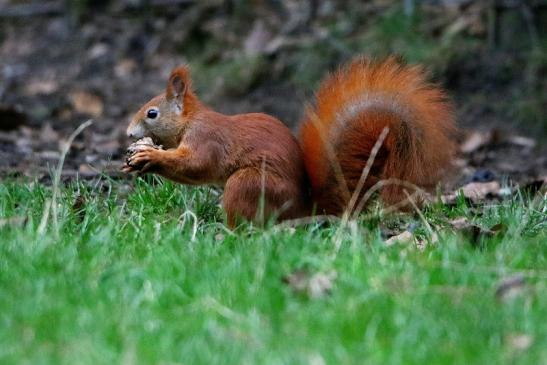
[299,56,456,214]
[125,66,310,227]
[125,57,457,227]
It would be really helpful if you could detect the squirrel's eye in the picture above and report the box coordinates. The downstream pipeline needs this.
[147,108,159,119]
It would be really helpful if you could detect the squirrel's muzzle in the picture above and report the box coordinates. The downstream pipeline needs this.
[126,121,146,140]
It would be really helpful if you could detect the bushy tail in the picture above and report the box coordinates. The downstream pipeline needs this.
[298,56,456,214]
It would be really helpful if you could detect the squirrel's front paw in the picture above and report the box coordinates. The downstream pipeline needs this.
[124,137,164,174]
[125,146,161,173]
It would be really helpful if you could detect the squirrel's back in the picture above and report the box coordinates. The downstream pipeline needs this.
[299,57,456,214]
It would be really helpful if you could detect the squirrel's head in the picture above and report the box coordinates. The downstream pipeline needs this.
[127,65,195,149]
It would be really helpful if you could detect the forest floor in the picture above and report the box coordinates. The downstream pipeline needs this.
[0,2,546,187]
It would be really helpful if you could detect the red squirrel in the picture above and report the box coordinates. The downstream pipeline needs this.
[124,57,456,227]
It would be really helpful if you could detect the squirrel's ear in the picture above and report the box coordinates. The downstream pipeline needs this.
[166,66,190,101]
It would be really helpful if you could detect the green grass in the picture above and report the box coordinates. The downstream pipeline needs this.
[0,178,546,365]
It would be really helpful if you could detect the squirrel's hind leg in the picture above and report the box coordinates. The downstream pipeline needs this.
[223,168,304,228]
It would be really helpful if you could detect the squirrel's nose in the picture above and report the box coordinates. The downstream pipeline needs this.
[126,123,145,139]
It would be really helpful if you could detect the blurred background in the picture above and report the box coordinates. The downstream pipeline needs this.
[0,0,546,182]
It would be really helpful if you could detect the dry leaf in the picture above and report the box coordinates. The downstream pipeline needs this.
[507,136,536,149]
[0,216,26,228]
[495,274,526,301]
[461,129,535,154]
[88,42,109,59]
[308,272,336,298]
[448,217,506,245]
[308,353,326,365]
[440,193,462,206]
[385,230,414,246]
[283,269,308,292]
[460,129,505,153]
[115,59,138,79]
[448,217,470,229]
[264,36,287,55]
[78,164,97,177]
[283,269,336,298]
[505,333,534,351]
[244,20,271,56]
[445,16,473,38]
[462,181,501,202]
[440,181,504,205]
[460,131,491,153]
[24,79,59,96]
[69,90,104,117]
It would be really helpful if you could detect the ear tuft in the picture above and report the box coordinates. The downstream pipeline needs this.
[166,65,190,101]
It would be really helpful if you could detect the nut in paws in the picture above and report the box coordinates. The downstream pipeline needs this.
[124,137,163,172]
